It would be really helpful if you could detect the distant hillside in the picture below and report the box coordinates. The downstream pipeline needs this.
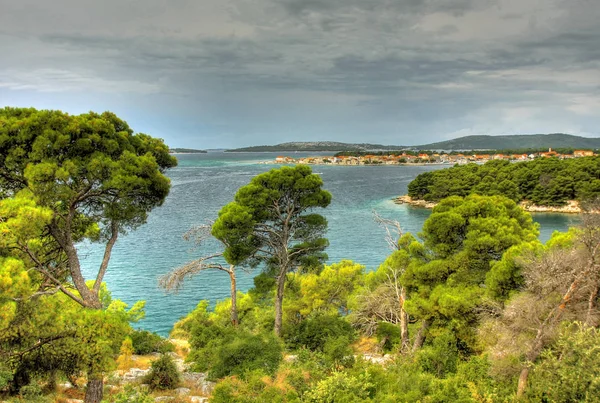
[227,141,406,152]
[414,134,600,151]
[169,148,207,153]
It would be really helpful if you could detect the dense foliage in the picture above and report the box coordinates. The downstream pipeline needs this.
[408,157,600,205]
[0,108,175,403]
[3,122,600,403]
[129,330,174,355]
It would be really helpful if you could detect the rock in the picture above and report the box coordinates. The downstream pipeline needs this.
[154,397,174,402]
[122,367,150,383]
[362,354,392,365]
[58,382,73,389]
[173,358,188,372]
[64,400,84,403]
[393,195,437,209]
[175,387,191,395]
[284,354,298,363]
[183,372,207,384]
[181,371,214,394]
[200,380,216,395]
[190,397,209,403]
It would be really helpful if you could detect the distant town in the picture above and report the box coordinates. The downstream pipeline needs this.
[262,148,596,166]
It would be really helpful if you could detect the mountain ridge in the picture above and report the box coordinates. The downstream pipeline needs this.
[225,134,600,152]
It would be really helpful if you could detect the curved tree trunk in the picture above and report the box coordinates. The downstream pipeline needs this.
[229,268,238,326]
[84,376,103,403]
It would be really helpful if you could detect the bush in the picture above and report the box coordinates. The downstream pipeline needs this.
[284,313,354,352]
[130,330,174,355]
[143,354,181,390]
[303,371,374,403]
[210,370,300,403]
[323,336,354,368]
[415,332,459,378]
[0,368,12,391]
[112,385,154,403]
[19,383,43,400]
[209,331,283,380]
[376,322,401,353]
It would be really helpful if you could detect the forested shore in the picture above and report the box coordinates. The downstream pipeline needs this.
[2,108,600,403]
[407,157,600,207]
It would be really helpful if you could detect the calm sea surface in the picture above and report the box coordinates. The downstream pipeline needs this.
[80,152,578,335]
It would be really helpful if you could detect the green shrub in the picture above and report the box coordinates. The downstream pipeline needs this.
[130,330,174,355]
[112,384,154,403]
[376,322,401,353]
[415,332,459,378]
[0,368,12,391]
[210,370,300,403]
[528,323,600,402]
[19,383,43,400]
[323,336,354,368]
[209,331,282,380]
[284,314,354,352]
[143,354,181,390]
[303,371,374,403]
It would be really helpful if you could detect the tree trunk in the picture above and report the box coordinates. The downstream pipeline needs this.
[586,284,599,327]
[399,287,410,352]
[274,268,287,337]
[84,376,103,403]
[412,318,430,352]
[516,366,529,399]
[229,268,238,326]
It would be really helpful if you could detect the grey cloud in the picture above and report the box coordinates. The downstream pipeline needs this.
[0,0,599,147]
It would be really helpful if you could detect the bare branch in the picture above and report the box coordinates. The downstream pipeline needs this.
[183,223,215,246]
[159,253,229,292]
[373,210,403,251]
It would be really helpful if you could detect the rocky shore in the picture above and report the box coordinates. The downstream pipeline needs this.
[393,195,588,214]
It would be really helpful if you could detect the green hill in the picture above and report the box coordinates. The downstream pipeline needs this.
[226,142,406,152]
[414,133,600,150]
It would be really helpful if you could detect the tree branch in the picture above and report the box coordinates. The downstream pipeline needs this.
[93,220,119,293]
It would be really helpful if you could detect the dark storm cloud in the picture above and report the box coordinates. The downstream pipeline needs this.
[0,0,598,147]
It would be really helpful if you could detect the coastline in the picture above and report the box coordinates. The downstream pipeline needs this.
[393,195,586,214]
[258,160,448,167]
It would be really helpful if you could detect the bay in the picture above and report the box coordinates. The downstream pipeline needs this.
[80,152,578,335]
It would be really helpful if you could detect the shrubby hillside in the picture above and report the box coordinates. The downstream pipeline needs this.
[2,114,599,403]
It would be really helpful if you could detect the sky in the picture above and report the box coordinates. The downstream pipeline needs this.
[0,0,599,148]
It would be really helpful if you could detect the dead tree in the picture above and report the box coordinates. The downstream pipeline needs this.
[159,224,240,326]
[372,211,410,352]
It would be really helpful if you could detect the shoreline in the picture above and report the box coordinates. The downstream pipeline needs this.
[258,161,448,167]
[393,195,587,214]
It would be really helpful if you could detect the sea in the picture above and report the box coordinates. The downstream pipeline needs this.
[79,152,579,335]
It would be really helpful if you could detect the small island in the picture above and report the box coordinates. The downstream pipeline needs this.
[169,148,207,154]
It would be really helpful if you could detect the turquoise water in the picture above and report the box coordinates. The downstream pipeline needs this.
[80,152,578,335]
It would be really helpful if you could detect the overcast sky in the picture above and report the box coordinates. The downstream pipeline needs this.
[1,0,599,148]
